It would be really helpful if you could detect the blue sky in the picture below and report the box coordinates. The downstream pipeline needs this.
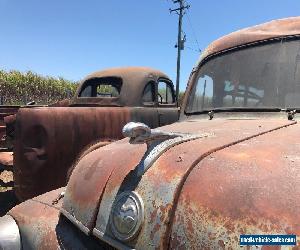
[1,0,300,90]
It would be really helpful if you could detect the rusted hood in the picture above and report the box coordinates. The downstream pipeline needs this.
[171,120,300,249]
[61,118,297,248]
[61,139,147,234]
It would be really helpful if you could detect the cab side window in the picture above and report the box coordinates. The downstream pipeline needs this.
[142,81,155,104]
[80,85,92,97]
[158,80,175,104]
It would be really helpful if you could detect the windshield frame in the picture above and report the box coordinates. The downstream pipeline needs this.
[184,35,300,116]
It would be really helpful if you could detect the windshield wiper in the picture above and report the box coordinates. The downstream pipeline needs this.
[187,107,285,115]
[187,107,300,120]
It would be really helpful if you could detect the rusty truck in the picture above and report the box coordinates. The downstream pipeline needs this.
[1,17,300,249]
[3,67,179,201]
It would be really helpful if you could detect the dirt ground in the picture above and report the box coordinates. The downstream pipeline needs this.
[0,168,18,216]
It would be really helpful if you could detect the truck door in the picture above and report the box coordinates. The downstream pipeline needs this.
[157,79,179,126]
[131,81,159,129]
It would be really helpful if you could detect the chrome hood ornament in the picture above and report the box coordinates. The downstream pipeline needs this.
[122,122,182,146]
[122,122,211,177]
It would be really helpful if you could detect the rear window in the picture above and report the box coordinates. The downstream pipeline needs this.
[79,77,122,98]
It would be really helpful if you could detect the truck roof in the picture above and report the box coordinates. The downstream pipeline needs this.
[73,67,172,107]
[200,16,300,61]
[83,67,169,83]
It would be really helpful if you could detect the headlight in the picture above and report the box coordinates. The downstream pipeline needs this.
[0,215,21,250]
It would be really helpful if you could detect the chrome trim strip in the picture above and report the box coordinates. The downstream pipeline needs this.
[60,208,90,235]
[0,215,21,250]
[93,228,134,250]
[136,133,212,177]
[122,121,213,177]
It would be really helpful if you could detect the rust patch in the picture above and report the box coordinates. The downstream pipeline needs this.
[90,119,296,249]
[14,107,132,200]
[201,17,300,63]
[170,122,300,248]
[9,188,106,249]
[61,140,146,233]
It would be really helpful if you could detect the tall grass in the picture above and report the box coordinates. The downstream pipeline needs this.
[0,70,78,105]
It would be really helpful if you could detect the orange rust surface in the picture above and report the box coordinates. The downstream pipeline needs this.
[9,187,107,249]
[170,122,300,249]
[7,118,299,249]
[62,139,146,232]
[8,188,63,249]
[202,17,300,60]
[14,106,131,201]
[90,118,294,249]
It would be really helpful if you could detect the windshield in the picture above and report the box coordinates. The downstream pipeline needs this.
[186,39,300,113]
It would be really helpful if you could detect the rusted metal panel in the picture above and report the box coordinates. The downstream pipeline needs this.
[14,107,131,201]
[8,188,64,249]
[130,107,160,128]
[0,106,19,122]
[60,118,294,248]
[0,107,42,149]
[157,107,180,127]
[201,17,300,61]
[170,122,300,249]
[4,118,299,249]
[8,188,110,249]
[61,139,146,234]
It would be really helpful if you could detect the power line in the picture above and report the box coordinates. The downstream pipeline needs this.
[186,8,201,53]
[185,45,201,53]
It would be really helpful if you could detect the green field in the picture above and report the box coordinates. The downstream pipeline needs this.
[0,70,78,105]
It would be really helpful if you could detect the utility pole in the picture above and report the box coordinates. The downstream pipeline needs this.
[170,0,189,106]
